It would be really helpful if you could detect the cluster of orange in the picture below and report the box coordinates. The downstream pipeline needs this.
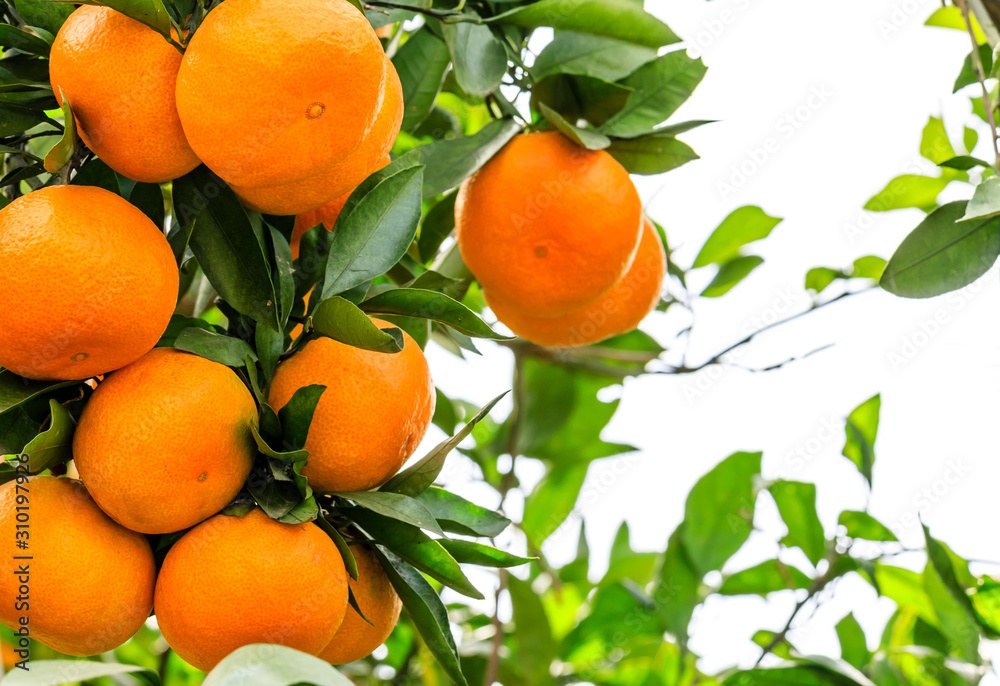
[0,0,433,672]
[457,132,667,347]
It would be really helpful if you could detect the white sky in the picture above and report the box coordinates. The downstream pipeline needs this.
[418,0,1000,676]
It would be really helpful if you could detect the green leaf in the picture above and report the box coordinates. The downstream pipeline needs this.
[920,117,956,164]
[973,577,1000,635]
[67,0,173,42]
[361,288,511,340]
[962,175,1000,221]
[201,644,353,686]
[1,660,160,686]
[722,666,861,685]
[842,395,879,487]
[350,509,483,599]
[129,181,166,228]
[438,540,532,567]
[939,155,992,170]
[41,91,75,174]
[926,6,987,44]
[0,373,78,416]
[954,44,992,93]
[964,126,979,153]
[415,486,510,537]
[531,31,657,82]
[836,613,870,672]
[172,328,257,367]
[693,206,783,268]
[864,175,950,212]
[718,559,811,596]
[0,25,52,56]
[682,451,761,574]
[442,22,507,98]
[606,131,699,175]
[393,28,451,131]
[276,384,326,455]
[806,267,841,294]
[250,423,307,464]
[838,510,897,542]
[923,524,984,636]
[654,527,701,640]
[600,52,707,138]
[881,201,1000,298]
[374,548,469,686]
[17,399,75,474]
[851,255,885,280]
[923,555,981,662]
[320,165,424,297]
[311,296,405,353]
[13,0,74,35]
[335,490,443,535]
[508,575,557,686]
[381,392,507,496]
[489,0,680,49]
[700,255,764,297]
[418,117,522,198]
[769,481,826,566]
[417,192,457,263]
[538,103,611,150]
[531,74,633,127]
[522,462,588,548]
[179,168,280,331]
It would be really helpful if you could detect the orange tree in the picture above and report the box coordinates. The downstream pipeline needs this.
[2,0,1000,685]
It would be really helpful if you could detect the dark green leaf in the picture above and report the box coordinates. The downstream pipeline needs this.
[769,480,826,566]
[438,540,532,567]
[335,490,443,535]
[531,31,657,82]
[173,328,257,367]
[250,423,307,463]
[417,192,457,262]
[360,288,510,340]
[718,560,812,596]
[682,451,761,574]
[129,182,165,228]
[415,487,510,538]
[538,103,611,150]
[838,510,897,542]
[314,516,357,580]
[200,644,353,686]
[489,0,680,49]
[531,74,633,127]
[20,399,75,474]
[954,44,992,93]
[700,255,764,297]
[13,0,74,35]
[606,131,698,175]
[393,28,451,131]
[0,25,52,56]
[600,52,707,138]
[0,372,77,415]
[311,296,404,353]
[67,0,173,41]
[255,325,283,384]
[722,666,861,686]
[321,166,424,297]
[277,384,326,452]
[836,613,870,672]
[442,22,507,98]
[419,118,522,198]
[693,206,783,268]
[842,395,879,487]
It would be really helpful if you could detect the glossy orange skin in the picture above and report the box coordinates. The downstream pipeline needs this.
[235,57,403,216]
[176,0,386,188]
[456,132,643,317]
[154,509,349,671]
[49,6,200,183]
[487,218,666,347]
[0,186,177,380]
[267,319,435,493]
[319,545,401,664]
[0,477,155,656]
[73,348,258,534]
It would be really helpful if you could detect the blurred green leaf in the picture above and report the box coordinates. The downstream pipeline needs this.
[693,206,782,268]
[700,255,764,297]
[718,560,811,596]
[769,480,826,565]
[654,527,701,640]
[836,613,870,672]
[939,155,991,170]
[522,462,588,548]
[531,31,657,82]
[842,395,879,487]
[311,296,405,353]
[601,52,707,138]
[2,660,160,686]
[838,510,897,542]
[722,666,862,685]
[864,175,950,212]
[438,540,532,567]
[806,267,841,294]
[336,490,444,535]
[201,644,353,686]
[394,28,451,131]
[508,574,557,686]
[416,487,511,537]
[920,117,956,164]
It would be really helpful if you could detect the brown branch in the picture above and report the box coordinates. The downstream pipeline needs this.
[957,0,1000,169]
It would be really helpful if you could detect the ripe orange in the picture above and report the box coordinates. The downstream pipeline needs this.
[49,6,200,183]
[0,477,156,656]
[456,131,643,318]
[290,193,351,260]
[234,56,403,216]
[319,545,401,664]
[154,508,349,671]
[487,217,666,347]
[176,0,386,189]
[73,348,258,534]
[0,185,178,381]
[267,319,435,493]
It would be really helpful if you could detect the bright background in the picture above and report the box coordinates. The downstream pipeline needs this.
[418,0,999,675]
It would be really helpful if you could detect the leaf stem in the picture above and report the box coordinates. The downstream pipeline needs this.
[956,0,1000,170]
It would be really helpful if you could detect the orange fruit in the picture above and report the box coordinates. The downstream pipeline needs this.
[176,0,386,189]
[0,477,155,656]
[290,193,351,260]
[0,185,177,380]
[49,6,200,183]
[234,57,403,216]
[154,508,349,671]
[319,545,401,664]
[456,131,643,318]
[267,319,435,493]
[73,348,258,534]
[487,217,666,347]
[1,638,16,670]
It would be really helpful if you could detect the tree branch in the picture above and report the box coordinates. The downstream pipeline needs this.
[956,0,1000,170]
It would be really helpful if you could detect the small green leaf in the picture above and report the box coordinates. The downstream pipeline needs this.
[700,255,764,297]
[718,559,812,596]
[438,540,532,567]
[393,28,451,132]
[851,255,885,280]
[359,288,511,340]
[962,175,1000,221]
[311,296,404,353]
[200,644,353,686]
[531,31,657,82]
[1,660,161,686]
[277,384,326,453]
[806,267,842,294]
[250,423,307,463]
[838,510,897,542]
[769,480,826,566]
[836,613,870,671]
[538,103,611,150]
[172,328,257,367]
[335,491,444,535]
[842,395,879,488]
[881,201,1000,298]
[693,206,783,268]
[416,487,511,538]
[864,174,950,212]
[938,155,991,170]
[442,21,507,98]
[926,6,988,44]
[521,462,588,548]
[606,131,699,175]
[418,118,522,198]
[920,117,956,164]
[42,90,75,174]
[19,399,75,474]
[954,44,992,93]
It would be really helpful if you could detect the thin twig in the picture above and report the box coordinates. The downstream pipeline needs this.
[754,564,836,666]
[957,0,1000,169]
